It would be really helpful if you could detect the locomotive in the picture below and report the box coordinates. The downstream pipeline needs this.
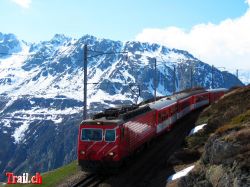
[77,88,227,171]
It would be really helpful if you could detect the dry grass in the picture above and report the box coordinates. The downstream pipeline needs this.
[231,110,250,124]
[216,123,242,135]
[216,110,250,135]
[234,127,250,142]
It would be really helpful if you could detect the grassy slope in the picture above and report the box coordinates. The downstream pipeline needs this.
[167,86,250,186]
[6,160,78,187]
[185,86,250,149]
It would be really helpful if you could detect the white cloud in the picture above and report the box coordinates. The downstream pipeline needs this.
[136,2,250,70]
[11,0,32,9]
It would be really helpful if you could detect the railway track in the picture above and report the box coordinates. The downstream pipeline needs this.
[72,174,104,187]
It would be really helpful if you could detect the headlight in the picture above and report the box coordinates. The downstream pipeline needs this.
[108,152,114,156]
[80,150,85,155]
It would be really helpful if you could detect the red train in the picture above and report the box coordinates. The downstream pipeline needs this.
[77,88,227,171]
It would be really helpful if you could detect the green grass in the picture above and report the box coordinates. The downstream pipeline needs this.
[6,160,79,187]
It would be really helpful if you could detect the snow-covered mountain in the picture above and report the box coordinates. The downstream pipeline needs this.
[0,32,243,180]
[238,70,250,85]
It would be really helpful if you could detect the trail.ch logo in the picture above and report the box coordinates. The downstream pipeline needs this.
[6,172,42,184]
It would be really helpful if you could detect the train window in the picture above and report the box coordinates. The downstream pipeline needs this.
[81,128,103,142]
[105,129,116,142]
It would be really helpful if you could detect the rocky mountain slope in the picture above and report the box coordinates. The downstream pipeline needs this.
[167,86,250,187]
[0,32,243,181]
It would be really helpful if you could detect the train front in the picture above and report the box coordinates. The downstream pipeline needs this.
[78,119,122,171]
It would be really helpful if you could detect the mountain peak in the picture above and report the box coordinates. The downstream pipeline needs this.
[0,32,21,56]
[0,32,18,42]
[50,34,71,45]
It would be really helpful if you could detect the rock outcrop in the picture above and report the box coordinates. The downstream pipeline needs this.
[174,86,250,187]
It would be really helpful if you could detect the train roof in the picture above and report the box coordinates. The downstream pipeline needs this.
[149,98,176,110]
[82,118,124,125]
[81,104,152,125]
[206,88,228,92]
[149,89,207,110]
[81,88,226,125]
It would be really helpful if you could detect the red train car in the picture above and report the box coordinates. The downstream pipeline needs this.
[208,88,227,103]
[77,88,227,171]
[122,109,156,155]
[78,105,156,170]
[151,100,178,134]
[193,91,210,109]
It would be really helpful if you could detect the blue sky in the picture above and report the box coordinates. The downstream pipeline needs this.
[0,0,248,42]
[1,0,250,70]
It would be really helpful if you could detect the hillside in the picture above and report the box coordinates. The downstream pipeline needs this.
[167,86,250,187]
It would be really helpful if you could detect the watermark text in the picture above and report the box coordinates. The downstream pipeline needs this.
[6,172,42,184]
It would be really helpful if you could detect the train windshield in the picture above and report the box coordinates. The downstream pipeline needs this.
[105,129,116,142]
[81,128,103,141]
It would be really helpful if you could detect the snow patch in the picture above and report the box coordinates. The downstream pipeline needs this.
[11,121,30,144]
[2,119,11,127]
[189,123,207,136]
[167,165,195,182]
[88,89,132,105]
